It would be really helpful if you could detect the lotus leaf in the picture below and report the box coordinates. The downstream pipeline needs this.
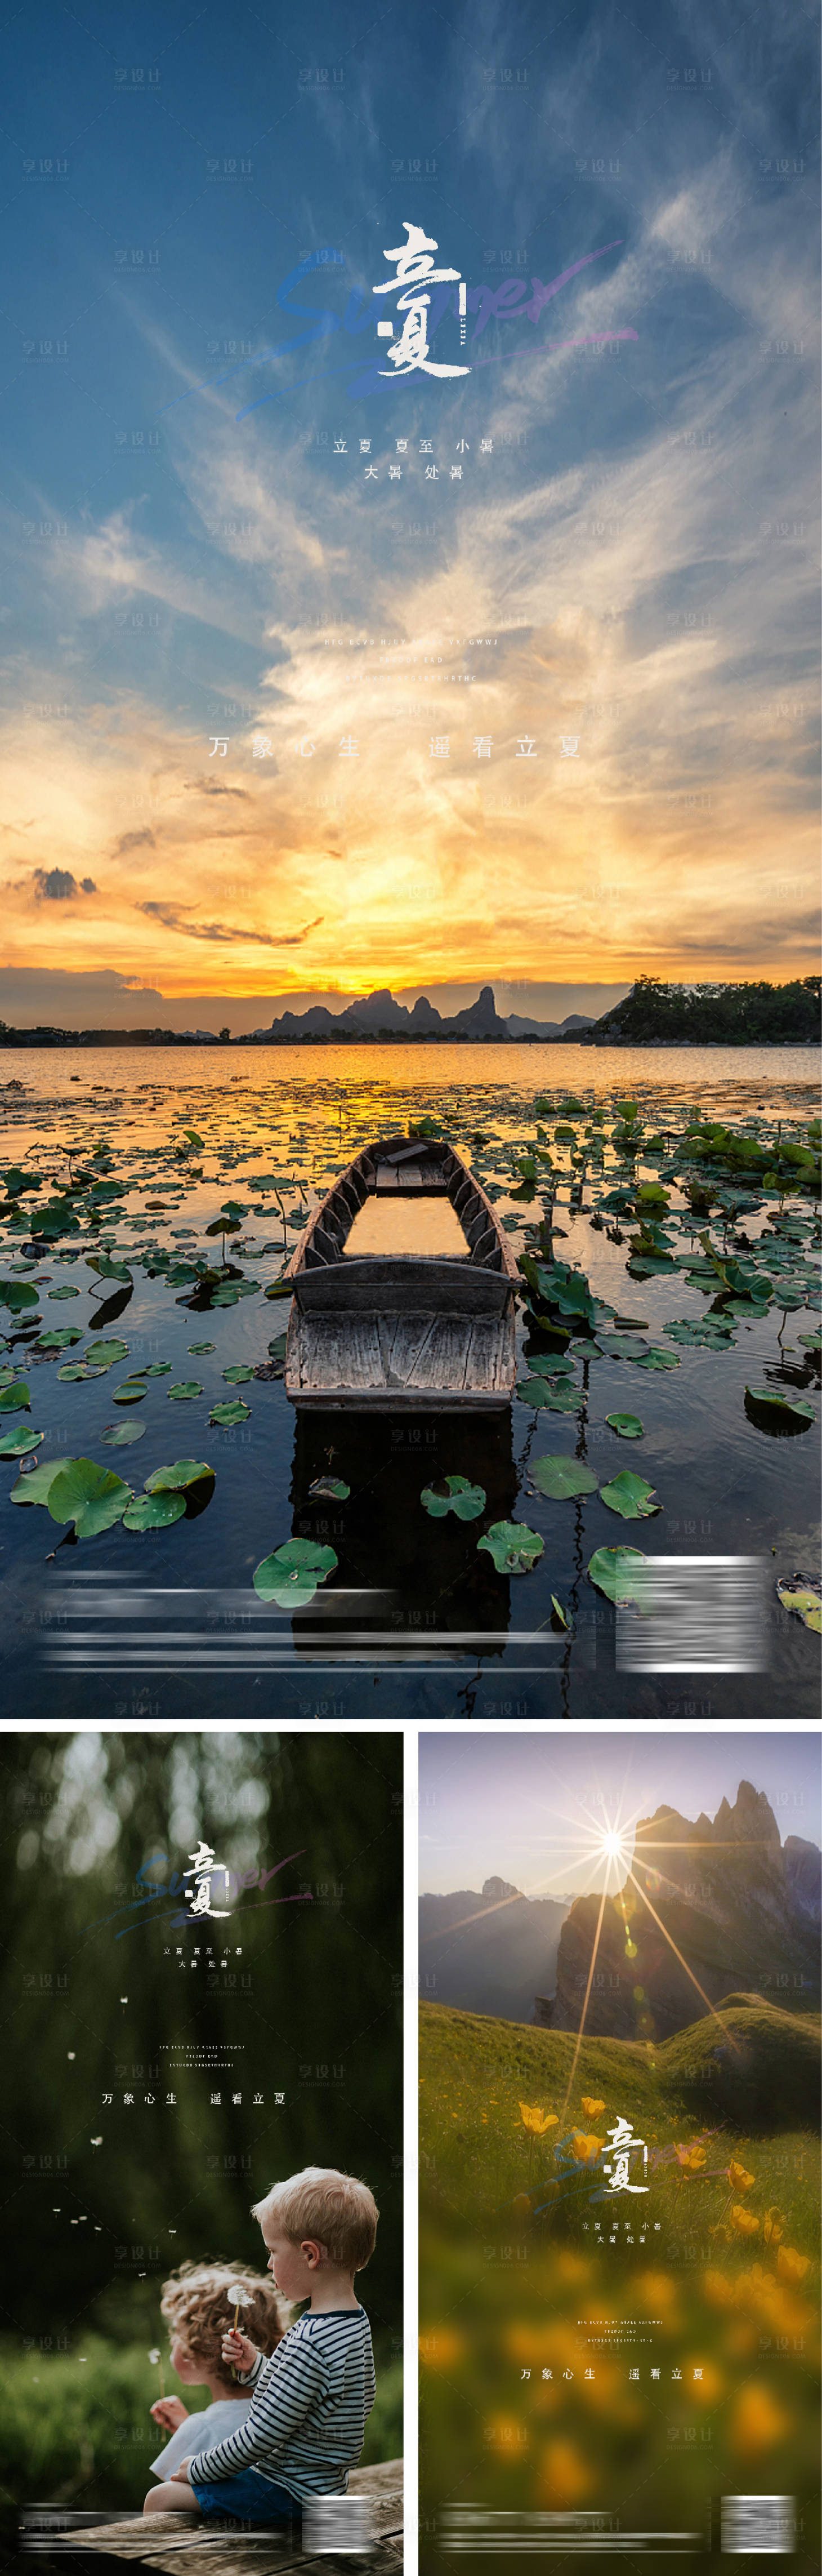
[123,1491,186,1532]
[101,1420,146,1446]
[529,1455,598,1501]
[209,1399,251,1425]
[307,1476,351,1502]
[477,1520,544,1575]
[745,1386,815,1426]
[798,1331,821,1350]
[605,1413,644,1439]
[145,1461,213,1492]
[35,1328,84,1350]
[167,1379,204,1402]
[86,1256,132,1282]
[420,1474,486,1521]
[0,1280,39,1312]
[550,1594,572,1630]
[9,1457,61,1505]
[222,1364,254,1384]
[139,1363,171,1378]
[252,1537,337,1608]
[84,1338,129,1367]
[47,1456,132,1537]
[600,1469,661,1519]
[516,1376,583,1413]
[587,1545,649,1604]
[58,1363,102,1381]
[189,1341,216,1354]
[776,1576,821,1634]
[0,1425,44,1456]
[625,1345,680,1371]
[0,1380,30,1413]
[113,1382,147,1405]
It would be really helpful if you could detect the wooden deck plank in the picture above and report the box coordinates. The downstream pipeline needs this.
[57,2465,402,2570]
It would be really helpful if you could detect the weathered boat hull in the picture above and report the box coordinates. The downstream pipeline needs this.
[284,1134,519,1409]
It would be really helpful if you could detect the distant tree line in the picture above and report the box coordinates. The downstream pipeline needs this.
[591,975,821,1044]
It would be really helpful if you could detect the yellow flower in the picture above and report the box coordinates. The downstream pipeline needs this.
[674,2142,707,2174]
[727,2160,755,2194]
[730,2205,760,2238]
[730,2382,789,2457]
[702,2268,735,2309]
[684,2357,725,2406]
[519,2101,559,2135]
[776,2245,810,2284]
[418,2329,465,2369]
[537,2438,591,2508]
[570,2131,604,2166]
[762,2206,785,2246]
[580,2097,605,2117]
[512,2193,532,2215]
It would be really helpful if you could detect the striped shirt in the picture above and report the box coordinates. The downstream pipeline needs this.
[187,2308,376,2500]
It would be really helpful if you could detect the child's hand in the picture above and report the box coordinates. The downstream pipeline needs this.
[150,2397,189,2431]
[221,2328,259,2375]
[172,2460,193,2483]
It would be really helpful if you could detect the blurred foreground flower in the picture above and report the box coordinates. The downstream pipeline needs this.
[537,2437,592,2507]
[520,2102,558,2135]
[730,2205,760,2237]
[702,2268,734,2308]
[580,2097,605,2117]
[512,2193,531,2215]
[419,2328,465,2369]
[674,2142,706,2174]
[730,2381,789,2457]
[569,2131,604,2166]
[776,2245,810,2285]
[726,2160,755,2194]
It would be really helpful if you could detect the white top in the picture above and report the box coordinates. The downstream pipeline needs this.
[149,2397,252,2479]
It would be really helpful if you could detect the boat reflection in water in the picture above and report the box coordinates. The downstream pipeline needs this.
[287,1400,517,1660]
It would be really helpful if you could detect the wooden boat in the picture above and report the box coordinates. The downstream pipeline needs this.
[283,1132,519,1408]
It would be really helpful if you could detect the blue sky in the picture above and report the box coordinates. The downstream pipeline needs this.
[1,1,818,1023]
[419,1729,821,1893]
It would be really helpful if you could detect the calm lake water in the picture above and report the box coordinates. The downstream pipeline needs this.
[1,1042,819,1725]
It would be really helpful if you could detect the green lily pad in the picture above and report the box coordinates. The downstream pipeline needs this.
[307,1475,351,1502]
[101,1420,146,1446]
[47,1285,81,1300]
[798,1331,821,1351]
[477,1520,544,1576]
[605,1413,645,1439]
[141,1362,173,1378]
[0,1424,44,1456]
[168,1380,203,1400]
[600,1470,661,1519]
[776,1576,821,1634]
[113,1381,147,1405]
[624,1345,680,1371]
[209,1398,251,1425]
[57,1363,99,1381]
[188,1341,216,1354]
[0,1279,39,1312]
[421,1474,486,1521]
[745,1386,815,1427]
[529,1455,598,1501]
[35,1327,84,1350]
[222,1364,254,1384]
[587,1545,649,1604]
[516,1376,583,1412]
[0,1379,30,1413]
[145,1460,214,1492]
[212,1286,239,1306]
[84,1338,129,1367]
[664,1319,736,1349]
[9,1456,61,1505]
[123,1490,187,1532]
[46,1456,132,1537]
[252,1537,338,1608]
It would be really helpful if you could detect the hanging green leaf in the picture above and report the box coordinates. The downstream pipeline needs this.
[477,1520,544,1575]
[252,1537,337,1608]
[46,1457,132,1538]
[605,1413,644,1439]
[600,1470,662,1520]
[529,1455,598,1501]
[420,1474,486,1521]
[587,1545,649,1603]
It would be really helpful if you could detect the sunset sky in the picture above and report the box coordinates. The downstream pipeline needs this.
[2,2,817,1024]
